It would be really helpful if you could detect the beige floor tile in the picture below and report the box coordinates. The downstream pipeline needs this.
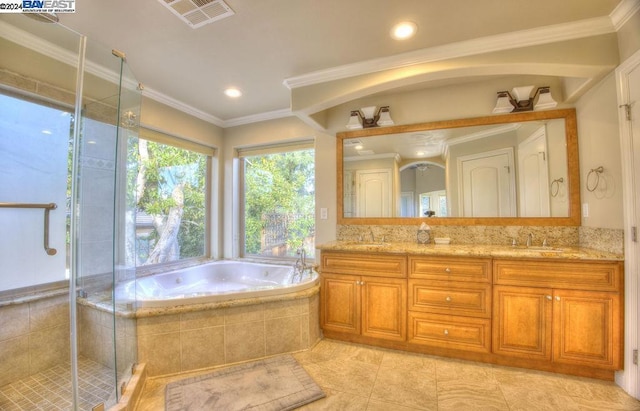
[297,387,369,410]
[435,357,496,383]
[500,385,581,411]
[302,358,379,397]
[132,339,640,411]
[369,367,437,409]
[437,380,508,411]
[366,398,431,410]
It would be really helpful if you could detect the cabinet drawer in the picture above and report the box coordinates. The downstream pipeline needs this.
[409,256,491,282]
[493,259,622,291]
[409,280,491,318]
[408,312,491,353]
[322,252,406,278]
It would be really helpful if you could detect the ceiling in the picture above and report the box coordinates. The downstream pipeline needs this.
[1,0,632,128]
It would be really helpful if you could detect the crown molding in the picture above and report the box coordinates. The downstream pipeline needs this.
[283,17,615,90]
[610,0,640,30]
[0,20,226,126]
[222,108,292,128]
[140,87,224,126]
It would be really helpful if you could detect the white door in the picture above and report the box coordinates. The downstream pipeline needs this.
[400,191,414,217]
[616,49,640,399]
[356,169,391,217]
[458,148,516,217]
[518,126,551,217]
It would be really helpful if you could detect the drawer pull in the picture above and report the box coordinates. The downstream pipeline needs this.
[445,267,451,273]
[546,295,552,300]
[445,296,452,302]
[443,329,449,335]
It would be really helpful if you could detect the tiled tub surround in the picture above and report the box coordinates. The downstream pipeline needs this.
[337,225,624,255]
[134,286,321,377]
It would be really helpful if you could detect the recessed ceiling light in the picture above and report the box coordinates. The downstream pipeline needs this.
[354,144,363,150]
[391,21,417,40]
[224,88,242,98]
[416,151,425,156]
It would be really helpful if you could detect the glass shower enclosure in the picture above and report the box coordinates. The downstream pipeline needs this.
[0,14,140,410]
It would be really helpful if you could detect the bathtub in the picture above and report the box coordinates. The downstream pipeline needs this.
[114,260,318,308]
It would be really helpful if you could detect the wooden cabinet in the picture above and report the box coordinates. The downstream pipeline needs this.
[407,256,492,353]
[493,259,623,370]
[320,252,407,342]
[319,249,624,378]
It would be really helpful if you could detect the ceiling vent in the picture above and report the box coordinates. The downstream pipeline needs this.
[159,0,234,29]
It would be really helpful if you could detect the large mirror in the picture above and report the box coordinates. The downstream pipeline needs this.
[337,109,580,226]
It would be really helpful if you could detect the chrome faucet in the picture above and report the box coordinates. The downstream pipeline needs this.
[293,247,311,282]
[526,233,533,247]
[369,227,375,243]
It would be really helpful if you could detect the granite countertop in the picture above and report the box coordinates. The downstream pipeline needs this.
[317,241,623,261]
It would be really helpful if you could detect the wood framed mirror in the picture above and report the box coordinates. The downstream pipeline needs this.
[337,108,580,226]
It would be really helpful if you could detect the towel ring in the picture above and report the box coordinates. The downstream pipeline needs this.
[550,178,564,197]
[586,166,604,192]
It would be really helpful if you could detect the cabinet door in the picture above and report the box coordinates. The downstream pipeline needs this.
[321,274,360,335]
[553,290,622,369]
[361,276,407,341]
[493,285,552,360]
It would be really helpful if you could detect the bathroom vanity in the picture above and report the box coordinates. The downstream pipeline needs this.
[318,243,623,380]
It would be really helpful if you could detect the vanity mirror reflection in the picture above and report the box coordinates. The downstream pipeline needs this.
[337,109,580,226]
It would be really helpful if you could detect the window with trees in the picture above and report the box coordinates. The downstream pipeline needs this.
[129,129,213,266]
[240,142,315,259]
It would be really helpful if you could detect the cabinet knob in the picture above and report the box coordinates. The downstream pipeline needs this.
[546,295,552,300]
[445,296,452,302]
[443,329,449,335]
[445,267,451,273]
[555,296,561,301]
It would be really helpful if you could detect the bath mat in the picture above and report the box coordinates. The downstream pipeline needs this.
[165,355,325,411]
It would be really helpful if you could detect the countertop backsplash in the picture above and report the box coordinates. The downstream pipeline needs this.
[336,225,624,255]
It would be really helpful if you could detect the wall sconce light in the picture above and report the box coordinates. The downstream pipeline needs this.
[492,86,557,114]
[346,106,394,129]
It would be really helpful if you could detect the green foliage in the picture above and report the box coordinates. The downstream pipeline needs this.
[131,139,206,263]
[244,149,315,256]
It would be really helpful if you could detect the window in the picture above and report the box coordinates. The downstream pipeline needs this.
[129,129,213,266]
[0,93,71,290]
[239,142,315,259]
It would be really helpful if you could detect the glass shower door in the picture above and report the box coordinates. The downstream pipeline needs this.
[0,13,140,410]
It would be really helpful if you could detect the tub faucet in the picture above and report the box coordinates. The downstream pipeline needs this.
[293,247,311,282]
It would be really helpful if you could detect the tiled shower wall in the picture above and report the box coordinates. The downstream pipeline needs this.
[0,294,70,387]
[136,292,321,376]
[78,304,137,376]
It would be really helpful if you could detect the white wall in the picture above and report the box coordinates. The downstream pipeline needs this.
[575,73,624,229]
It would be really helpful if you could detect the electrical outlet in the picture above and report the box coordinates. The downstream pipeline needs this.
[320,208,328,220]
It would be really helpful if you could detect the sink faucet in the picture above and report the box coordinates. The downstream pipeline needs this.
[369,227,375,243]
[526,233,533,247]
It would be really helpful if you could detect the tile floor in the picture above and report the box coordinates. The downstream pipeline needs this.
[0,357,116,411]
[135,339,640,410]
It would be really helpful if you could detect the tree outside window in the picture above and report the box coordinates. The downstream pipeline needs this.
[243,149,315,259]
[128,138,208,266]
